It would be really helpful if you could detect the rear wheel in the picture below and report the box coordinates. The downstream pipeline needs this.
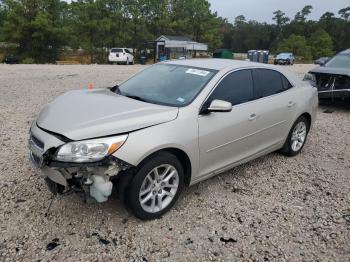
[280,116,309,156]
[126,152,184,220]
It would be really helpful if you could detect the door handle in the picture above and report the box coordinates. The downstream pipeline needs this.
[248,113,257,121]
[288,101,295,108]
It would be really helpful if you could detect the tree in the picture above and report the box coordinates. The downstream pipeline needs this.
[2,0,69,62]
[234,15,246,25]
[308,29,334,59]
[169,0,222,50]
[320,12,335,21]
[0,0,348,63]
[294,5,313,22]
[277,34,312,61]
[338,7,350,21]
[272,10,289,29]
[0,1,6,41]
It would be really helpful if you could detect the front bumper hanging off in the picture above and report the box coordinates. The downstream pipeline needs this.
[28,123,133,203]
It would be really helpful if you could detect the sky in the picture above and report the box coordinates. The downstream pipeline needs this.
[208,0,349,23]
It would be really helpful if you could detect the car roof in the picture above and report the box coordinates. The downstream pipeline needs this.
[162,58,301,86]
[163,58,278,71]
[338,49,350,55]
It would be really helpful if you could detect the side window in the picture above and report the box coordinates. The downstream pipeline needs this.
[281,74,293,90]
[253,68,284,98]
[208,69,254,106]
[125,49,130,54]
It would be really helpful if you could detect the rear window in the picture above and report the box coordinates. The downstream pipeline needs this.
[111,48,123,53]
[253,69,285,98]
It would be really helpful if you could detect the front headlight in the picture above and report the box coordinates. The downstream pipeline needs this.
[54,135,128,163]
[303,73,316,86]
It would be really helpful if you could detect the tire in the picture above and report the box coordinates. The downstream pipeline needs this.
[280,116,310,157]
[126,152,184,220]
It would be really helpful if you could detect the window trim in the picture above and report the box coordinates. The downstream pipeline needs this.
[202,68,255,110]
[200,68,259,114]
[252,68,294,100]
[199,67,295,115]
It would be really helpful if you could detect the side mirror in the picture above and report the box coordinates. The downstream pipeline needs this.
[207,99,232,113]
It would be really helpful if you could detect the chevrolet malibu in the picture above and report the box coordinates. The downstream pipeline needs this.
[29,59,318,219]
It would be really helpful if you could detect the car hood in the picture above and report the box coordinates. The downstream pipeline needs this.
[37,88,179,140]
[309,66,350,76]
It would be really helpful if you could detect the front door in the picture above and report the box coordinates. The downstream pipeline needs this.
[198,69,260,177]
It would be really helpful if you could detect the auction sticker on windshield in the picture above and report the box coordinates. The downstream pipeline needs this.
[186,68,210,77]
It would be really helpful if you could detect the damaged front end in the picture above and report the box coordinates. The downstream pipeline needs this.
[28,124,133,203]
[314,73,350,100]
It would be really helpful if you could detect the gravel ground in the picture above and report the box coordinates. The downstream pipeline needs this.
[0,63,349,261]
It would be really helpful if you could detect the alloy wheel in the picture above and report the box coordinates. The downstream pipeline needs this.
[139,164,179,213]
[291,121,307,151]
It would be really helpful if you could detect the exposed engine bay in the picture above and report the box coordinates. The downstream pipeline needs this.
[31,150,133,203]
[314,73,350,99]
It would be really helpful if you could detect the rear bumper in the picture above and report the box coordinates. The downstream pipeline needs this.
[318,89,350,99]
[108,56,127,62]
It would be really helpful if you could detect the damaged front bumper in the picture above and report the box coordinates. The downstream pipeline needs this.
[28,123,133,203]
[318,89,350,99]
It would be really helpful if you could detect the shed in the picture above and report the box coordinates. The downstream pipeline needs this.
[152,35,208,61]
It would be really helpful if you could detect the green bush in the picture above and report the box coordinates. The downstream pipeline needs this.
[22,57,35,64]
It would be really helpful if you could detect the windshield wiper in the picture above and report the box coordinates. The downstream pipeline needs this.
[124,94,148,103]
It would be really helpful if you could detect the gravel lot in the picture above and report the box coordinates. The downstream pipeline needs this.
[0,63,349,261]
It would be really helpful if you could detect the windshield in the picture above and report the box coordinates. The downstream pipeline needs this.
[326,54,350,69]
[117,64,217,107]
[276,53,291,59]
[111,48,123,53]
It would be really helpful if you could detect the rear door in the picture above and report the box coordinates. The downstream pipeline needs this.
[250,68,297,152]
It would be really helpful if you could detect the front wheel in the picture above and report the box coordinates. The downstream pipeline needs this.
[280,116,309,156]
[126,152,184,220]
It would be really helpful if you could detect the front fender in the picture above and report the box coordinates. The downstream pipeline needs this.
[112,109,199,181]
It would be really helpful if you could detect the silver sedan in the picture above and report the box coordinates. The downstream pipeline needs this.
[29,59,318,219]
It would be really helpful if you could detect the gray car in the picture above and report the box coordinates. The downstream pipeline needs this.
[29,59,318,219]
[306,49,350,100]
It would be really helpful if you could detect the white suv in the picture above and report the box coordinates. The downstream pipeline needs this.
[108,48,134,65]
